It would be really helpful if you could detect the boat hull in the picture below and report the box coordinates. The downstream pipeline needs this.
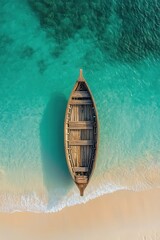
[64,70,98,196]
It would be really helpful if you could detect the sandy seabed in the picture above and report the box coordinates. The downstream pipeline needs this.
[0,188,160,240]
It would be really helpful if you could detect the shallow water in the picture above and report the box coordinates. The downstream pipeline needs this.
[0,0,160,212]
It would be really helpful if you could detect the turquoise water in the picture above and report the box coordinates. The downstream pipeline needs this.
[0,0,160,212]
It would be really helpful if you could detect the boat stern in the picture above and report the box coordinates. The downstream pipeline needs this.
[75,174,88,196]
[77,183,87,196]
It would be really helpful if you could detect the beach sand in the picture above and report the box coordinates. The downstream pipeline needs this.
[0,188,160,240]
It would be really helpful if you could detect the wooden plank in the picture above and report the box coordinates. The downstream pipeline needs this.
[72,91,90,98]
[70,99,92,105]
[69,140,93,146]
[73,167,88,172]
[76,177,88,184]
[69,121,93,129]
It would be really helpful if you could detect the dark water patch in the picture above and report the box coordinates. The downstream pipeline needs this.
[62,60,68,65]
[28,0,160,63]
[50,45,66,59]
[50,48,61,59]
[0,34,14,55]
[115,0,160,61]
[20,46,35,58]
[37,59,48,74]
[28,0,112,57]
[40,93,72,209]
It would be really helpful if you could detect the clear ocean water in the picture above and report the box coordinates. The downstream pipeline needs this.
[0,0,160,212]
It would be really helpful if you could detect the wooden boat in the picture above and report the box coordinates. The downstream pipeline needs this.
[64,69,99,196]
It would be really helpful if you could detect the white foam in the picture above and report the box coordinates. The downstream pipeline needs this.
[1,181,159,213]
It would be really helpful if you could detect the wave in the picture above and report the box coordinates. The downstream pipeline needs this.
[0,165,160,213]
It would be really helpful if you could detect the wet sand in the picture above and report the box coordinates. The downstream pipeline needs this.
[0,188,160,240]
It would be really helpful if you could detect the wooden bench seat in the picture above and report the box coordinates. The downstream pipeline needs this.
[69,121,93,129]
[76,176,88,184]
[69,140,93,146]
[70,99,92,105]
[73,167,88,172]
[72,91,90,98]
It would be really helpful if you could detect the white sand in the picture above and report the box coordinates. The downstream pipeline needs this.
[0,188,160,240]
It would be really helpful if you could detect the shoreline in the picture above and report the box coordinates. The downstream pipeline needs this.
[1,188,160,240]
[1,164,160,213]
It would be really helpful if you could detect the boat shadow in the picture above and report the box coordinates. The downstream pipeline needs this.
[40,92,72,210]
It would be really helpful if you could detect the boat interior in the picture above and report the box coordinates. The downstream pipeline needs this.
[65,81,97,185]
